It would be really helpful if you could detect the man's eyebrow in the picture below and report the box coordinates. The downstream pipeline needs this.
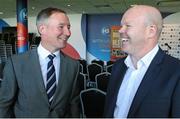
[58,23,71,26]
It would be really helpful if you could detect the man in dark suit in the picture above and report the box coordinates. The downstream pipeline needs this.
[0,7,80,117]
[104,5,180,118]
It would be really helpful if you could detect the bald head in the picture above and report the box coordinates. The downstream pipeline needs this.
[119,5,163,60]
[122,5,163,37]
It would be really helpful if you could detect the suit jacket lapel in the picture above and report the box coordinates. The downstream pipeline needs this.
[128,49,165,117]
[105,58,128,117]
[52,52,67,107]
[112,61,128,109]
[29,49,49,104]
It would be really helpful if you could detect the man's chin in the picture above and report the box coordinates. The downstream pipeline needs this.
[60,45,66,49]
[121,47,129,53]
[59,42,67,48]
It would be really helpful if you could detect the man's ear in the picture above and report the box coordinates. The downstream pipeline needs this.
[148,25,157,38]
[38,24,46,35]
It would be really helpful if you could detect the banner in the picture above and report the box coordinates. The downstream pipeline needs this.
[110,26,126,61]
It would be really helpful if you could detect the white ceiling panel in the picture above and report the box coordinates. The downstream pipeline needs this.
[0,0,180,18]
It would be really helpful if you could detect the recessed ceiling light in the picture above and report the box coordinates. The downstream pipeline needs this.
[32,6,35,10]
[130,4,137,7]
[0,12,3,14]
[67,4,71,7]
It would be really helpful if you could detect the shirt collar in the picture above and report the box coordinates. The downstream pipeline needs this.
[141,44,159,67]
[37,43,60,59]
[125,45,159,69]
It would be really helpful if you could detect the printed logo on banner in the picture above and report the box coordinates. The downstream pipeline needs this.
[101,27,110,35]
[19,8,27,21]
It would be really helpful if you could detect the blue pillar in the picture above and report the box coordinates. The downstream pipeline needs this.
[16,0,28,53]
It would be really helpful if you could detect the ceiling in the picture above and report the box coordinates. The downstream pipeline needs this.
[0,0,180,18]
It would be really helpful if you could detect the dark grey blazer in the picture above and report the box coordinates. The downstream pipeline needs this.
[0,49,80,118]
[104,48,180,118]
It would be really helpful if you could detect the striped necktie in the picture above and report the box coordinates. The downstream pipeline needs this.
[46,54,56,104]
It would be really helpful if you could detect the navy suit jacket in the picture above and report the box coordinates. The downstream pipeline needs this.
[104,48,180,118]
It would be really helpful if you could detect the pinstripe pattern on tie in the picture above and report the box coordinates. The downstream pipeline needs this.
[46,54,56,104]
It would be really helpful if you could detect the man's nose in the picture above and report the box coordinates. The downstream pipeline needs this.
[119,25,126,33]
[64,27,71,36]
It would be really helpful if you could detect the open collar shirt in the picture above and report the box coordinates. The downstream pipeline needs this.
[114,45,159,118]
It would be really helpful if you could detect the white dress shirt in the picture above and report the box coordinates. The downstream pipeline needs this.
[114,45,159,118]
[37,43,60,88]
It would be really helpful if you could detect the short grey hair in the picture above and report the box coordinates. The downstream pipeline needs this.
[36,7,66,27]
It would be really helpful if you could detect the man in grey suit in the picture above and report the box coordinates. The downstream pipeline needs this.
[0,7,80,117]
